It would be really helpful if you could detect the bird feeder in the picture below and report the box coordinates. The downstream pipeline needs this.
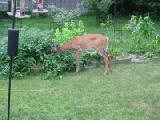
[20,0,25,16]
[36,0,44,11]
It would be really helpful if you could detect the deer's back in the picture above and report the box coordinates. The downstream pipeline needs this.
[70,34,108,49]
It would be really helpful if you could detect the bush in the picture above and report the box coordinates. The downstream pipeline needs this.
[126,15,160,56]
[84,0,113,23]
[53,20,85,44]
[0,27,76,77]
[84,0,160,21]
[0,20,88,77]
[44,53,76,77]
[48,5,80,27]
[0,27,53,75]
[131,0,160,16]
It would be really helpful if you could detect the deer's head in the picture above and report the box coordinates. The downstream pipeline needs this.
[52,44,61,53]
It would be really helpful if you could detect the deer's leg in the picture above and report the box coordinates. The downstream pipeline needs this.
[101,51,111,71]
[104,52,112,73]
[76,50,81,73]
[97,49,110,75]
[106,52,112,69]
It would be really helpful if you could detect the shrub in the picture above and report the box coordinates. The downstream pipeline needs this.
[53,20,85,44]
[48,5,80,27]
[131,0,160,16]
[0,27,53,75]
[0,20,88,77]
[44,53,76,77]
[84,0,113,23]
[50,20,86,76]
[126,15,160,56]
[0,27,76,77]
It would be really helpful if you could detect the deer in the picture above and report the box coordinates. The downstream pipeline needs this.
[52,34,111,75]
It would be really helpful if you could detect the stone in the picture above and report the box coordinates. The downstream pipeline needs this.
[129,54,137,59]
[152,56,160,61]
[114,55,131,64]
[131,58,150,64]
[139,55,146,60]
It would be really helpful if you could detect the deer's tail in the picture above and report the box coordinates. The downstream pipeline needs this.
[105,36,109,51]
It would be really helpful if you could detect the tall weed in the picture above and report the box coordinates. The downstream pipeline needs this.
[126,15,160,56]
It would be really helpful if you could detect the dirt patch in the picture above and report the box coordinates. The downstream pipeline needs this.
[133,101,153,110]
[132,101,160,118]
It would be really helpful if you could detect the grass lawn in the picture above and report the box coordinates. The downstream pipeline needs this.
[0,15,160,119]
[0,17,51,38]
[0,15,135,38]
[0,61,160,120]
[1,15,159,54]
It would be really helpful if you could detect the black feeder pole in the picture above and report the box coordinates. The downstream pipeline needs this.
[8,0,19,120]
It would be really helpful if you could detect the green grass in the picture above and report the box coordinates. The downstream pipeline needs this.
[0,15,160,119]
[0,17,51,37]
[0,15,159,45]
[0,15,130,37]
[0,15,132,56]
[0,62,160,120]
[0,15,159,35]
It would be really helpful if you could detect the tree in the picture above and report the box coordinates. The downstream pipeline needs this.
[84,0,113,23]
[84,0,160,21]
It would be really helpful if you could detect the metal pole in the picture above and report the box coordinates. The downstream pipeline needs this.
[8,0,16,120]
[8,56,13,120]
[12,0,16,29]
[113,0,116,33]
[113,0,116,41]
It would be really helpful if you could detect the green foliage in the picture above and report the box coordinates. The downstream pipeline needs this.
[99,15,113,28]
[132,0,160,13]
[116,0,160,15]
[0,27,77,77]
[108,36,128,56]
[48,5,80,27]
[84,0,160,17]
[54,20,85,44]
[84,0,113,23]
[48,20,86,77]
[84,0,113,13]
[126,15,160,56]
[0,27,53,76]
[0,20,87,77]
[44,53,76,77]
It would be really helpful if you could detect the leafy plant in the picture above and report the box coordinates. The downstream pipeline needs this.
[126,15,160,56]
[99,15,112,27]
[43,53,76,77]
[0,27,53,75]
[84,0,113,23]
[53,20,85,44]
[0,20,89,77]
[48,5,80,27]
[0,27,77,77]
